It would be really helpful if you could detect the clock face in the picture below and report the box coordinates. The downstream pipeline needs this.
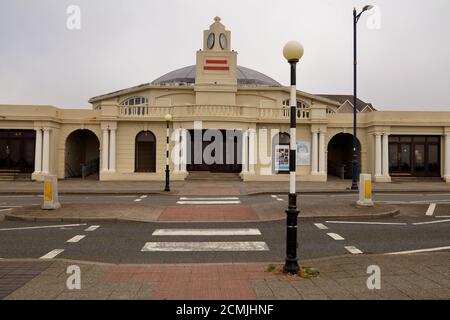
[207,33,215,49]
[219,33,227,49]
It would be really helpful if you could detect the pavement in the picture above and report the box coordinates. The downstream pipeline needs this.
[0,178,449,196]
[1,252,449,300]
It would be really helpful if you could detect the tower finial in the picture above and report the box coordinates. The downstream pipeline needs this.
[214,16,221,23]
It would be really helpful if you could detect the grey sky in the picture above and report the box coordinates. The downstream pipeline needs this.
[0,0,449,111]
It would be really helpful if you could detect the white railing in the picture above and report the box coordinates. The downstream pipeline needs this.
[119,105,170,117]
[259,107,310,120]
[188,105,242,117]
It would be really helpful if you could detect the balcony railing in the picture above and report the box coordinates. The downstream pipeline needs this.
[116,105,310,120]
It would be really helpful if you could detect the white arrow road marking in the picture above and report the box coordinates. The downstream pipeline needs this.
[177,201,241,205]
[327,233,345,241]
[85,225,100,232]
[386,246,450,255]
[413,219,450,225]
[179,197,239,201]
[67,235,86,243]
[345,246,363,254]
[426,203,436,216]
[0,223,87,232]
[152,228,261,236]
[141,242,269,252]
[40,249,64,259]
[326,221,407,226]
[314,223,328,230]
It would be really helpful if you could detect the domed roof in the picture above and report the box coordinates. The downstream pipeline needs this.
[152,65,281,87]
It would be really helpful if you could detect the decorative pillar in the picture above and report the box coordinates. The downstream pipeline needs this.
[180,129,188,173]
[311,131,318,174]
[382,133,390,177]
[248,129,256,174]
[445,133,450,182]
[34,129,43,174]
[42,128,50,174]
[318,132,326,174]
[109,128,116,172]
[241,130,249,174]
[102,128,109,172]
[374,133,382,177]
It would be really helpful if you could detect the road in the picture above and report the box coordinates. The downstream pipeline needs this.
[0,192,449,264]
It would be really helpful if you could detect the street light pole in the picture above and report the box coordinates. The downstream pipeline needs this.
[164,114,172,192]
[283,41,304,275]
[351,5,374,191]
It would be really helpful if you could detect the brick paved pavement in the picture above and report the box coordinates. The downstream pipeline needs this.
[3,252,449,300]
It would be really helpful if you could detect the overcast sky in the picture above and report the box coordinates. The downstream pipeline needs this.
[1,0,449,111]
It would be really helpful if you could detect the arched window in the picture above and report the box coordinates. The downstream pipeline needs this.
[272,132,290,174]
[135,131,156,172]
[282,99,310,118]
[120,97,149,116]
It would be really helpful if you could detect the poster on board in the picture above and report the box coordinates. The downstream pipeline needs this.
[296,141,311,166]
[274,145,290,171]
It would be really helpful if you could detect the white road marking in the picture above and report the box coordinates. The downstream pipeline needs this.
[327,233,345,241]
[0,223,87,232]
[345,246,363,254]
[179,197,239,201]
[40,249,64,259]
[152,228,261,236]
[426,203,437,216]
[0,195,36,198]
[176,200,241,205]
[67,235,86,243]
[85,225,100,232]
[412,219,450,226]
[386,246,450,255]
[276,198,284,201]
[271,195,277,198]
[326,221,407,226]
[0,205,22,208]
[134,198,142,202]
[111,195,138,198]
[436,216,450,218]
[140,195,148,199]
[141,242,269,252]
[314,223,328,230]
[0,208,12,212]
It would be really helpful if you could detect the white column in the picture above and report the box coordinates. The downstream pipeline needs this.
[109,128,116,172]
[180,129,187,173]
[248,129,256,174]
[311,131,318,174]
[241,130,248,174]
[444,134,450,181]
[34,129,43,174]
[42,128,50,174]
[319,132,326,174]
[382,133,390,177]
[102,128,109,172]
[375,133,382,177]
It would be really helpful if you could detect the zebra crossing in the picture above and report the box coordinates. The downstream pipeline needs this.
[176,196,241,205]
[141,227,269,252]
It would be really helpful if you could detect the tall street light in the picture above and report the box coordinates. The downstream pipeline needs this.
[164,113,172,192]
[282,41,304,275]
[351,5,374,190]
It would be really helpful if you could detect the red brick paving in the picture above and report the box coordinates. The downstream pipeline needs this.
[102,263,281,300]
[158,205,258,221]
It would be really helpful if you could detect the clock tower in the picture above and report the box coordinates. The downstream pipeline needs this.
[195,17,238,105]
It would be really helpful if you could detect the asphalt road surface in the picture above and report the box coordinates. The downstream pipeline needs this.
[0,192,449,264]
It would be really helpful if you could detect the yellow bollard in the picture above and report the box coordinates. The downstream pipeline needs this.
[42,175,61,210]
[357,174,374,207]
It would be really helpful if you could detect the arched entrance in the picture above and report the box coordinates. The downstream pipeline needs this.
[327,133,361,179]
[135,131,156,172]
[65,130,100,179]
[272,132,290,174]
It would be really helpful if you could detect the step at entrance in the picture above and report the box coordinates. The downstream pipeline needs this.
[186,172,242,181]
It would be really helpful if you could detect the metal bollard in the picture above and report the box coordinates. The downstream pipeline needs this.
[357,174,374,207]
[42,175,61,210]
